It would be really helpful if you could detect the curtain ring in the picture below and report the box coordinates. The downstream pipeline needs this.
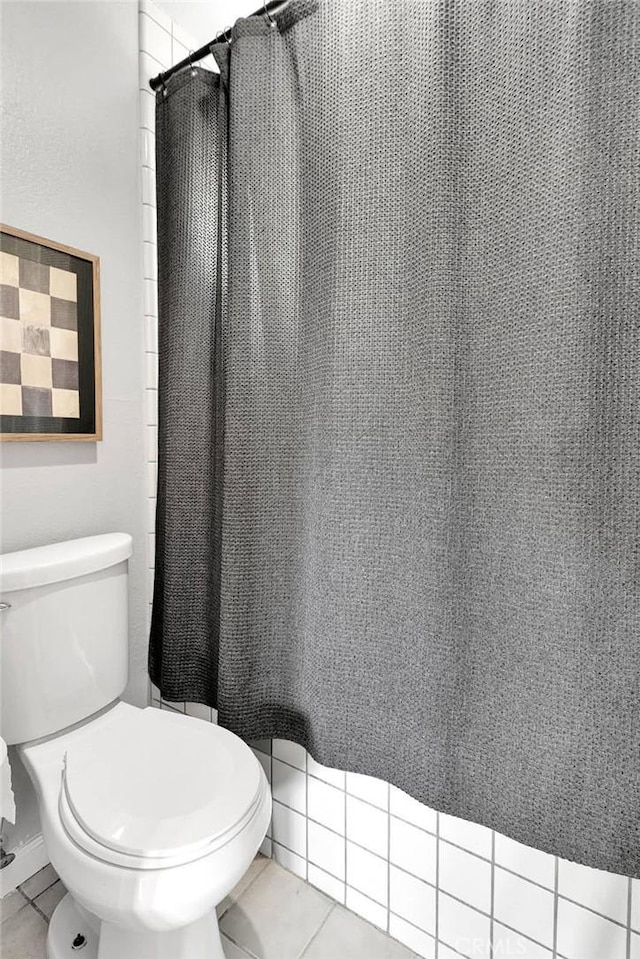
[263,0,275,26]
[187,50,196,74]
[221,25,232,45]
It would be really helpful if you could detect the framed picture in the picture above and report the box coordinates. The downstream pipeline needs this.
[0,224,102,441]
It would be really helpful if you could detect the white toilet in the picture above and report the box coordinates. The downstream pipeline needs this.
[0,533,271,959]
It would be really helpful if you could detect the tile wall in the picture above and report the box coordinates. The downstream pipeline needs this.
[138,4,638,957]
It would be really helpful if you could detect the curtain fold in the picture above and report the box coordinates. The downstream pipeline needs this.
[151,0,640,877]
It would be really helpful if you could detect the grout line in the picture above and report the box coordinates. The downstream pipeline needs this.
[556,893,630,931]
[304,750,309,883]
[489,829,495,957]
[627,878,633,959]
[493,917,559,954]
[28,899,50,925]
[435,811,440,959]
[386,782,391,935]
[552,856,559,959]
[297,902,336,959]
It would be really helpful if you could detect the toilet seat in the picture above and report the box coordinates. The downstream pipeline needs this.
[58,706,265,869]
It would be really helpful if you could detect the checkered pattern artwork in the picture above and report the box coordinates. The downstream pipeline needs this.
[0,251,80,418]
[0,224,101,440]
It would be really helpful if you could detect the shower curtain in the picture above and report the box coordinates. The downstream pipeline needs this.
[150,0,640,877]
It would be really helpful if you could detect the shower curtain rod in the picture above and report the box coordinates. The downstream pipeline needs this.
[149,0,287,91]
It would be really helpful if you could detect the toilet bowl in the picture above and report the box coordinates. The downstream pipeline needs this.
[0,534,272,959]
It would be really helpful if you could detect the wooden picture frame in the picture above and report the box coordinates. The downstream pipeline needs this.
[0,224,102,441]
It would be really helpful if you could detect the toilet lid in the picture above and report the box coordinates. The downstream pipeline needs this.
[61,706,262,860]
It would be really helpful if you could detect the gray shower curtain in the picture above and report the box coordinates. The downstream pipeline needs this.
[150,0,640,877]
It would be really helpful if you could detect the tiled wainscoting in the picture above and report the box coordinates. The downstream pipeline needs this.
[138,5,639,959]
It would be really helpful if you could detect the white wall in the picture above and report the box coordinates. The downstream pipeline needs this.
[0,1,148,853]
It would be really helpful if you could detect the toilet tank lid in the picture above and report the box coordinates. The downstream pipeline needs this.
[0,533,133,593]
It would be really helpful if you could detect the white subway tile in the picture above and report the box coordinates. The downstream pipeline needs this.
[346,795,388,858]
[171,19,198,52]
[139,51,167,90]
[145,351,158,390]
[146,497,156,534]
[144,277,158,317]
[142,203,157,250]
[142,241,157,282]
[249,739,271,756]
[632,879,640,932]
[184,702,212,722]
[139,12,172,69]
[272,738,306,771]
[272,841,306,880]
[145,388,157,426]
[272,801,306,859]
[308,864,345,905]
[494,832,555,889]
[149,681,161,703]
[438,893,491,959]
[345,887,387,932]
[494,868,554,949]
[271,758,306,814]
[307,753,345,789]
[147,532,155,570]
[172,38,189,65]
[631,932,640,959]
[439,812,492,859]
[144,314,158,353]
[346,772,388,810]
[139,0,172,34]
[141,166,156,207]
[308,821,345,881]
[346,842,387,906]
[147,461,157,498]
[388,914,435,959]
[259,836,272,858]
[140,128,156,171]
[389,816,436,885]
[389,786,436,833]
[436,943,463,959]
[146,426,158,463]
[558,857,628,925]
[556,898,627,959]
[251,749,271,783]
[439,841,491,915]
[308,776,345,834]
[492,923,552,959]
[140,89,155,132]
[389,866,435,935]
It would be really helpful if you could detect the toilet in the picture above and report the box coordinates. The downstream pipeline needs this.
[0,533,271,959]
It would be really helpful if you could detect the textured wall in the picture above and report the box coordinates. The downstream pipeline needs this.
[1,1,148,851]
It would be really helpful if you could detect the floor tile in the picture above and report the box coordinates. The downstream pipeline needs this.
[218,854,270,918]
[220,861,332,959]
[302,903,415,959]
[0,889,29,924]
[18,863,58,900]
[33,880,66,919]
[1,902,47,959]
[222,935,255,959]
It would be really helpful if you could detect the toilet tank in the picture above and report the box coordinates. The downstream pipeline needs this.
[0,534,133,745]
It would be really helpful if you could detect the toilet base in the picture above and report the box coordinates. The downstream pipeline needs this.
[47,893,226,959]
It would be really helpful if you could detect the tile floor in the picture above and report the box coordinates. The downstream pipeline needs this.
[1,855,421,959]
